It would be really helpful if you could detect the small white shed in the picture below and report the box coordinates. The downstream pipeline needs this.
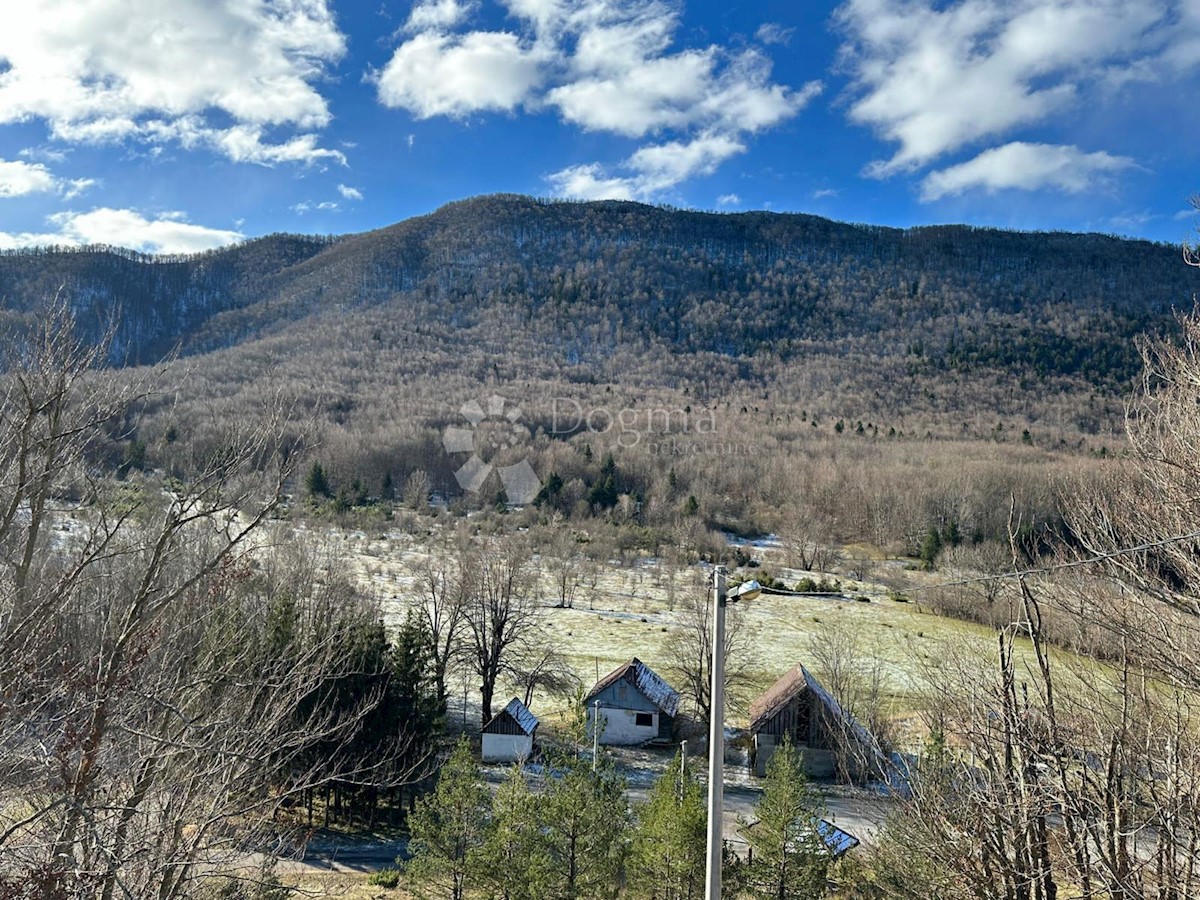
[482,697,538,763]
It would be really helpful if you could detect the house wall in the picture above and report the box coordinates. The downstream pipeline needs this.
[754,732,837,778]
[482,733,533,762]
[590,679,662,713]
[588,706,660,745]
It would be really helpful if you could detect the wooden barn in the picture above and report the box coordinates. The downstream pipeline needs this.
[585,657,680,746]
[748,664,880,780]
[482,697,538,762]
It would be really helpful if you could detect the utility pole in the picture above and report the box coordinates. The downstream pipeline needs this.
[703,568,760,900]
[704,566,727,900]
[680,738,688,801]
[593,699,602,771]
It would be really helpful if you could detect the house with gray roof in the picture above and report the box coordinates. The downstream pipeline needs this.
[482,697,538,762]
[584,657,679,745]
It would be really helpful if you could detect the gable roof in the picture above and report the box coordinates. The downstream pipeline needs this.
[749,664,877,752]
[584,657,680,717]
[485,697,539,735]
[749,664,808,733]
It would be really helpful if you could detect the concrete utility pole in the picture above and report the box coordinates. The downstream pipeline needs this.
[680,739,689,800]
[593,699,601,771]
[704,567,761,900]
[704,566,727,900]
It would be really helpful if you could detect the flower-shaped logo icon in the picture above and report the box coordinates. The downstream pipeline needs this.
[442,395,541,505]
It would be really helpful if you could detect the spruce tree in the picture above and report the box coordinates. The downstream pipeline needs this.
[305,461,331,498]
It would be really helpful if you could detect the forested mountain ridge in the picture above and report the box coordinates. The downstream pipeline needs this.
[0,194,1193,386]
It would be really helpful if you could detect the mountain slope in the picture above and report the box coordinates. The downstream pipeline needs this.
[0,195,1193,386]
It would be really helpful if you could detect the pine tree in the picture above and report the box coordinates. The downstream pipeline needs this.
[475,766,553,900]
[405,738,490,900]
[628,752,706,899]
[539,745,629,900]
[744,734,831,900]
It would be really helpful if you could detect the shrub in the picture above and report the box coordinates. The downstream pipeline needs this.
[368,868,402,889]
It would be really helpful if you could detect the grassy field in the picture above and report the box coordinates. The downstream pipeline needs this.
[287,516,1077,744]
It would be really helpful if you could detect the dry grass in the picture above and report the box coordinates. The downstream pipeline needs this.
[284,520,1095,745]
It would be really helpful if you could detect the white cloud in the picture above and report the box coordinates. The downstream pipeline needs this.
[812,187,839,199]
[1174,207,1199,221]
[835,0,1166,175]
[0,158,97,199]
[379,0,810,199]
[0,207,242,254]
[919,142,1135,201]
[0,159,57,197]
[291,200,340,214]
[375,30,546,118]
[717,193,740,206]
[755,23,795,46]
[548,132,745,200]
[406,0,476,31]
[62,177,96,199]
[0,1,346,165]
[337,184,363,200]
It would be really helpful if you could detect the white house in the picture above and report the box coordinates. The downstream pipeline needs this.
[584,657,680,746]
[482,697,538,762]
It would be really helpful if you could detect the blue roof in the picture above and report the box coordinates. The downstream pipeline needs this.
[814,819,860,858]
[740,816,861,859]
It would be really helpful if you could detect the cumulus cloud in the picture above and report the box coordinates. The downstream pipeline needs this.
[548,132,745,200]
[0,159,57,197]
[0,158,96,199]
[375,31,546,118]
[337,184,363,200]
[835,0,1165,175]
[0,208,243,254]
[919,142,1135,201]
[717,193,740,206]
[0,1,346,165]
[378,0,813,199]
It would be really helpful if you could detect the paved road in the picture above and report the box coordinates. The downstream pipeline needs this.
[288,774,895,874]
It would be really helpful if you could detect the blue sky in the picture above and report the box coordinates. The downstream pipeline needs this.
[0,0,1198,253]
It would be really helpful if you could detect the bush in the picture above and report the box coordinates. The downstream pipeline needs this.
[368,868,402,889]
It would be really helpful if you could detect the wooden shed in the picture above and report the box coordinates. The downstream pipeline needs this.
[584,657,680,746]
[748,664,880,780]
[482,697,538,762]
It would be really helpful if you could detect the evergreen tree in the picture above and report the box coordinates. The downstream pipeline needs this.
[381,471,395,501]
[919,526,943,569]
[744,734,831,900]
[475,766,553,900]
[405,737,490,900]
[628,752,706,900]
[539,744,629,900]
[305,461,331,498]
